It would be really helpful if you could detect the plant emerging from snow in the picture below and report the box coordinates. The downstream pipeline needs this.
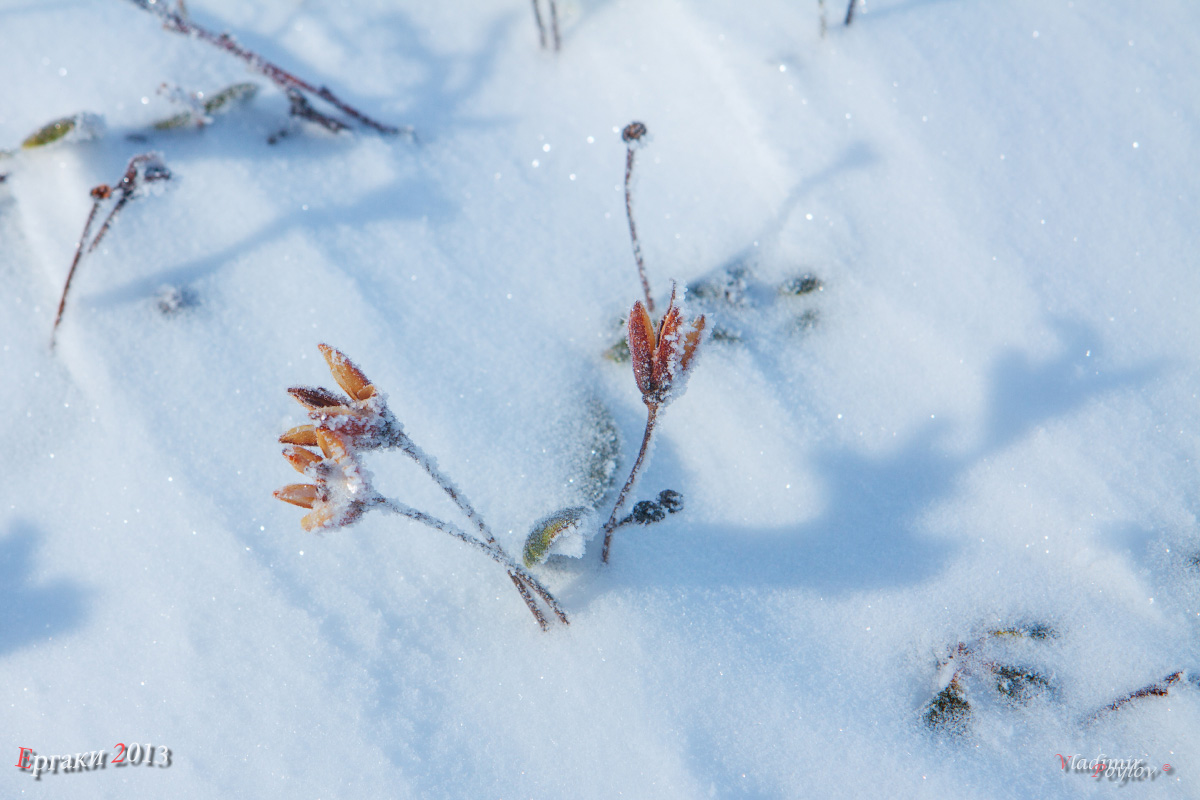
[530,0,561,52]
[274,344,568,630]
[601,286,705,563]
[121,0,410,139]
[923,623,1057,735]
[621,121,654,313]
[51,152,172,349]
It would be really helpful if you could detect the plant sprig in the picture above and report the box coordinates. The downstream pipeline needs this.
[275,345,567,630]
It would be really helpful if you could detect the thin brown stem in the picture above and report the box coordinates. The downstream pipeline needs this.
[122,0,408,136]
[511,573,548,630]
[549,0,561,51]
[531,0,547,48]
[386,436,569,625]
[601,402,659,563]
[1088,671,1183,723]
[625,147,654,313]
[374,496,567,628]
[50,196,104,349]
[86,194,131,256]
[844,0,857,26]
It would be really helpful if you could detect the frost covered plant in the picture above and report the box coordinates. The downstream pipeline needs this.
[19,112,105,151]
[51,152,172,349]
[1,112,104,159]
[274,345,568,630]
[152,82,259,130]
[601,287,705,563]
[530,0,561,51]
[922,623,1057,735]
[121,0,409,138]
[1087,670,1200,723]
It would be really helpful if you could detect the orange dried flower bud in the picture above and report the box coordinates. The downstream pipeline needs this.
[282,445,323,474]
[288,386,346,409]
[279,424,318,446]
[319,343,375,401]
[626,285,705,406]
[627,301,656,397]
[315,427,353,462]
[680,315,705,374]
[650,302,684,392]
[301,506,335,532]
[275,483,320,509]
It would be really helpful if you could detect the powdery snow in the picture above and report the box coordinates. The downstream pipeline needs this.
[2,0,1198,796]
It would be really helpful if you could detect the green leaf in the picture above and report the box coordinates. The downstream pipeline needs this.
[523,507,587,567]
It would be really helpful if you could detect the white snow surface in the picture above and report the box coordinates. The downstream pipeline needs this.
[2,0,1199,796]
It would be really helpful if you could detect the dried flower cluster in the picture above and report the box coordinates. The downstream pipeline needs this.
[274,345,568,630]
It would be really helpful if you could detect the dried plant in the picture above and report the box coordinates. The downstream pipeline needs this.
[531,0,561,51]
[604,263,824,363]
[844,0,858,26]
[1,112,105,159]
[621,121,654,313]
[274,344,569,630]
[51,152,172,349]
[601,286,705,564]
[922,623,1057,734]
[1087,670,1199,723]
[152,81,259,130]
[121,0,410,138]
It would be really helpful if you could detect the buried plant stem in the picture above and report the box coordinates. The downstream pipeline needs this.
[844,0,857,26]
[121,0,408,136]
[601,402,659,563]
[51,191,105,349]
[531,0,547,48]
[549,0,561,51]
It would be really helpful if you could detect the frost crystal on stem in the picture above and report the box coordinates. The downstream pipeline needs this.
[274,344,567,630]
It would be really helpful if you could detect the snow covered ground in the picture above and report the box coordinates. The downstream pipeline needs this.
[2,0,1198,796]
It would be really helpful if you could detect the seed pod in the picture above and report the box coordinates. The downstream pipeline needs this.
[288,386,346,409]
[622,121,648,147]
[657,489,683,513]
[282,445,323,475]
[279,424,319,446]
[632,500,665,524]
[275,483,320,509]
[319,343,375,401]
